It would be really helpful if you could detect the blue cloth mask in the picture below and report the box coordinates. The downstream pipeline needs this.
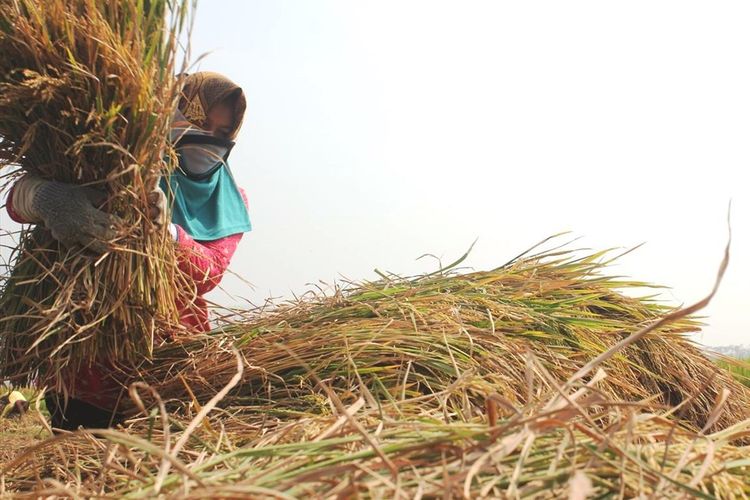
[172,125,235,180]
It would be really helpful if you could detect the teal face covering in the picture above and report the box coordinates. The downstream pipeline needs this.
[163,109,252,241]
[161,164,252,241]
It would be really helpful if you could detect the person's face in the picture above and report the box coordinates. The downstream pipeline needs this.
[204,100,234,139]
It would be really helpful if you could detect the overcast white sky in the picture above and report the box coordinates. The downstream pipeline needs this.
[2,1,749,346]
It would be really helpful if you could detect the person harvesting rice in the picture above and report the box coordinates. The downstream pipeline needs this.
[5,72,252,430]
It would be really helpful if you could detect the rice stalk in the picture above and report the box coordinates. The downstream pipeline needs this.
[2,242,749,497]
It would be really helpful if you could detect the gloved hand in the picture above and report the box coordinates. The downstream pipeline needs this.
[17,177,122,254]
[147,185,168,227]
[147,184,179,241]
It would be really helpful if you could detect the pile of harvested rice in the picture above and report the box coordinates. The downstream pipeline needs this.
[133,246,750,434]
[3,351,749,497]
[2,243,749,497]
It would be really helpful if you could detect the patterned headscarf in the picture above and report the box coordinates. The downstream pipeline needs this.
[178,72,247,140]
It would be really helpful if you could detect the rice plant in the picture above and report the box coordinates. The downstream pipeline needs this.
[718,356,750,388]
[3,242,749,497]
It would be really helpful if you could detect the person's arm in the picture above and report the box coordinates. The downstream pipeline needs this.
[4,176,120,253]
[172,187,249,295]
[174,225,244,296]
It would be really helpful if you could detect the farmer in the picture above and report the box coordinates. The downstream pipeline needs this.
[5,72,252,430]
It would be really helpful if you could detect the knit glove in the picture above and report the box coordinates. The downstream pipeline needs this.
[27,179,121,253]
[147,185,168,227]
[146,184,179,241]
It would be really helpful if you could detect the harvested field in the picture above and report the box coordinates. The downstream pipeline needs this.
[2,243,749,498]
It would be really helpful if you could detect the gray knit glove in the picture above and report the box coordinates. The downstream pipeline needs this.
[31,181,121,253]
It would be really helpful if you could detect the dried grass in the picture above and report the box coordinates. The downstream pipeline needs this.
[3,240,750,497]
[133,245,750,434]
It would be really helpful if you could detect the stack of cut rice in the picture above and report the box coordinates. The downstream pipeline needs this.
[3,245,750,497]
[138,245,750,434]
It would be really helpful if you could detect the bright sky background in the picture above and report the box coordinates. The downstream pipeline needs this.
[2,1,749,347]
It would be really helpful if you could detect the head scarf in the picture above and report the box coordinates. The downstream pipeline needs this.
[162,72,252,241]
[178,71,247,139]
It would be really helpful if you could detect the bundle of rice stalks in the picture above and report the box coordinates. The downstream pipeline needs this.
[3,364,749,498]
[135,246,750,433]
[0,0,190,388]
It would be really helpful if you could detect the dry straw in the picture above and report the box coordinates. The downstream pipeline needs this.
[2,240,749,496]
[3,344,750,497]
[134,243,750,434]
[0,0,191,390]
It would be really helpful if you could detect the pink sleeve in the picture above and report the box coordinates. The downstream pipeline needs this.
[5,184,30,224]
[174,188,249,296]
[175,226,244,296]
